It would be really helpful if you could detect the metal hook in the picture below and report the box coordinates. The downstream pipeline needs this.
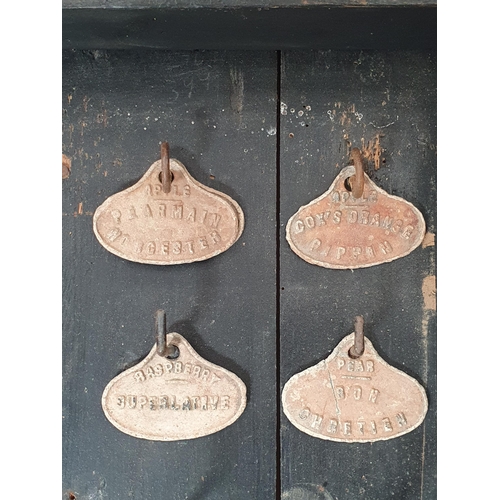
[348,147,364,199]
[155,310,178,358]
[160,142,171,194]
[348,315,365,359]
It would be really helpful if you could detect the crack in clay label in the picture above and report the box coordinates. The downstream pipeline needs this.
[282,333,428,442]
[102,333,247,440]
[286,166,425,269]
[93,159,244,264]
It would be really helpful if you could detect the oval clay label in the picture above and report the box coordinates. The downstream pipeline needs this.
[102,333,247,441]
[94,159,244,264]
[282,333,428,443]
[286,166,425,269]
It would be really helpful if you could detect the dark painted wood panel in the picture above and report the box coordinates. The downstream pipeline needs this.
[62,47,437,499]
[62,6,436,51]
[279,50,436,500]
[62,49,278,500]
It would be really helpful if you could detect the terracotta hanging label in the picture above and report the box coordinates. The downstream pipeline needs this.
[282,333,427,442]
[102,333,247,440]
[93,158,244,264]
[286,166,425,269]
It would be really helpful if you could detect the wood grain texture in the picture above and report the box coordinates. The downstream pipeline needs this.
[62,49,277,500]
[279,49,436,500]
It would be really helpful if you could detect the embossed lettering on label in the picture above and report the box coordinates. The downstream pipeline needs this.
[286,166,425,269]
[94,159,244,264]
[102,333,246,440]
[282,333,428,442]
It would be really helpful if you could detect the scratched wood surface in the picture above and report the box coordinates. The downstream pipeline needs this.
[279,50,437,500]
[62,50,278,500]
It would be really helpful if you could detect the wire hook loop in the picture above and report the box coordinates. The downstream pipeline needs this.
[348,147,364,199]
[160,142,171,194]
[348,315,365,359]
[155,310,179,358]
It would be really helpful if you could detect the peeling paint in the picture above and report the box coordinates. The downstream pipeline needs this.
[421,232,435,248]
[422,275,436,312]
[62,154,71,179]
[361,134,383,170]
[96,106,108,127]
[229,68,244,115]
[339,110,349,127]
[83,95,90,113]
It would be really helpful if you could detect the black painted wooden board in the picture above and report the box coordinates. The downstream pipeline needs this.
[62,49,278,499]
[62,5,436,51]
[63,48,437,500]
[279,50,436,499]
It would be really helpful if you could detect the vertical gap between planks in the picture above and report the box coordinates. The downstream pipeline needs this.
[420,420,427,499]
[275,49,282,500]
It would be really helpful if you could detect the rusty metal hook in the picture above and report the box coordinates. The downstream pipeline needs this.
[160,142,171,194]
[348,147,364,199]
[155,310,179,358]
[348,315,365,359]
